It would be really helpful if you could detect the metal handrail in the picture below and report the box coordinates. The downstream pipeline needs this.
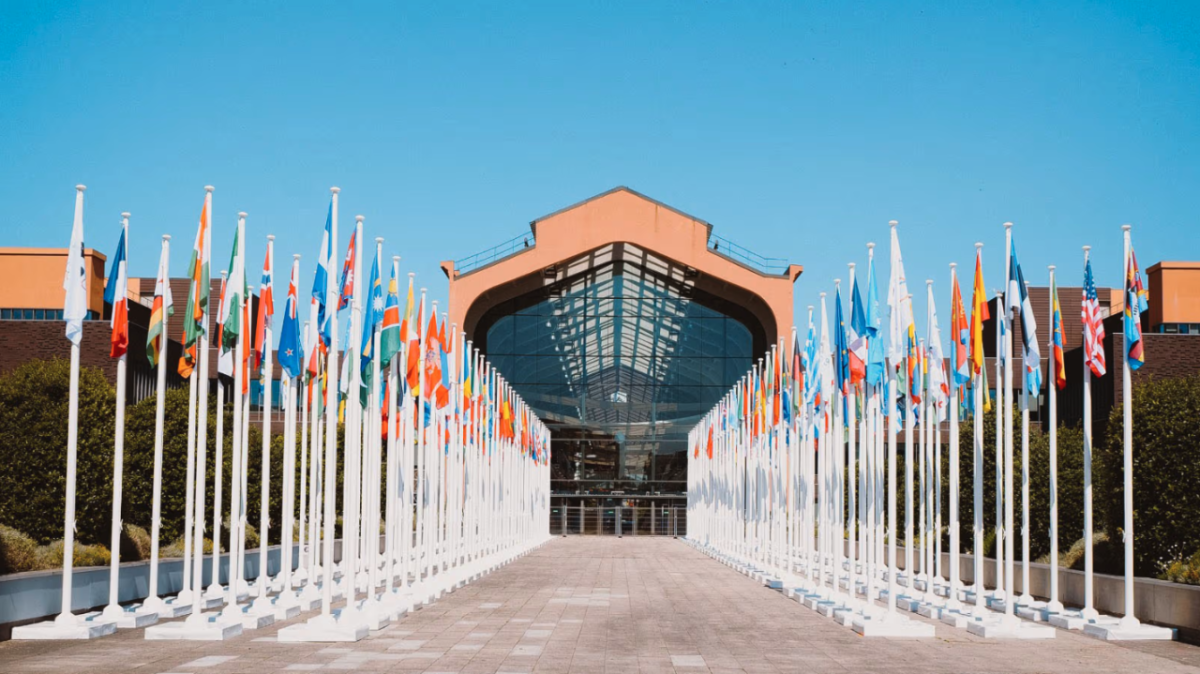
[453,232,534,275]
[707,233,789,275]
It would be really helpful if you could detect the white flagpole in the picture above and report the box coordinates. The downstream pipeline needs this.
[253,234,275,611]
[321,186,341,623]
[1048,265,1063,614]
[1003,222,1015,619]
[1081,246,1098,620]
[1119,224,1137,629]
[297,318,310,588]
[208,296,225,601]
[56,184,86,628]
[144,235,171,614]
[993,287,1004,603]
[948,262,962,612]
[222,214,248,621]
[103,212,131,622]
[187,189,215,622]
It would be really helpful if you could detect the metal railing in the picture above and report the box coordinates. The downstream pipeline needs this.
[552,506,686,537]
[707,233,790,275]
[453,232,535,275]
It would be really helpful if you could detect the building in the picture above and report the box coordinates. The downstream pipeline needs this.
[442,187,802,525]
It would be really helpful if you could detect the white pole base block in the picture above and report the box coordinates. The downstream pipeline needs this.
[1047,609,1113,631]
[938,607,977,629]
[277,615,367,643]
[916,600,947,619]
[271,602,302,621]
[851,613,937,638]
[100,603,159,629]
[1083,618,1176,641]
[12,613,117,640]
[204,584,225,601]
[140,596,192,618]
[359,601,392,631]
[965,614,1056,639]
[1015,600,1054,622]
[145,613,242,641]
[221,604,276,629]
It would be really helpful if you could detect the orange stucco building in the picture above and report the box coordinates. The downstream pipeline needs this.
[440,187,802,522]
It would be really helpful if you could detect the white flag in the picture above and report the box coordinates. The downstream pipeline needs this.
[63,188,88,346]
[886,225,914,367]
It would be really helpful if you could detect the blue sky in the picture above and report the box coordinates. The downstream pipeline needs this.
[2,1,1198,342]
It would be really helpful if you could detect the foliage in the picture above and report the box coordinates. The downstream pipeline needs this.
[1097,374,1200,576]
[36,540,111,569]
[0,358,116,546]
[1163,550,1200,586]
[121,523,151,562]
[0,524,40,573]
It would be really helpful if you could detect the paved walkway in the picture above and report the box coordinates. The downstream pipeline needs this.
[3,537,1200,673]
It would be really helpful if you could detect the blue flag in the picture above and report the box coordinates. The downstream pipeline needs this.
[1007,237,1042,394]
[312,201,333,346]
[865,254,885,386]
[278,259,303,379]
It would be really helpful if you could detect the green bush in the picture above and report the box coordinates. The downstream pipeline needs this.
[0,524,40,573]
[1097,374,1200,576]
[36,540,111,569]
[0,358,115,546]
[1163,550,1200,586]
[121,523,151,562]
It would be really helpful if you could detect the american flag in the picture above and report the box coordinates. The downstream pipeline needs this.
[1082,257,1107,377]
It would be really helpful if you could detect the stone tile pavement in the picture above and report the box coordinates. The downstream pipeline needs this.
[4,537,1200,673]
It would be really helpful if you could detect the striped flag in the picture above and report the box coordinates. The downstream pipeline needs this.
[312,202,333,346]
[380,259,402,369]
[1051,275,1066,390]
[104,222,128,358]
[950,271,970,386]
[337,230,356,311]
[1124,246,1148,370]
[1007,237,1042,394]
[1082,257,1107,377]
[928,290,948,419]
[254,248,273,374]
[848,275,867,384]
[147,242,174,368]
[178,199,210,378]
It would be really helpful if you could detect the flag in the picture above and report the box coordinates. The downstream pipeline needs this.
[970,249,990,376]
[887,226,915,375]
[380,259,402,369]
[1007,237,1042,394]
[423,311,442,402]
[63,189,88,346]
[312,202,333,346]
[254,248,274,374]
[865,253,885,386]
[1124,247,1148,370]
[1051,274,1066,390]
[928,290,948,419]
[834,285,849,398]
[178,199,211,377]
[950,272,970,386]
[219,224,244,353]
[802,314,818,405]
[278,256,303,379]
[706,425,714,460]
[437,320,451,409]
[848,275,867,384]
[1082,257,1107,377]
[337,229,356,311]
[105,223,128,358]
[405,290,422,395]
[147,242,174,368]
[360,253,383,404]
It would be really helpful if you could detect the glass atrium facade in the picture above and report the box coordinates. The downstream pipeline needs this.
[478,244,761,507]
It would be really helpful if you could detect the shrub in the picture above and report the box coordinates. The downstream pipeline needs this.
[1097,374,1200,576]
[1163,550,1200,586]
[0,525,40,573]
[36,540,111,569]
[0,359,115,546]
[121,523,151,562]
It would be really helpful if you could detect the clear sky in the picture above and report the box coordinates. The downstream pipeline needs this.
[2,1,1198,345]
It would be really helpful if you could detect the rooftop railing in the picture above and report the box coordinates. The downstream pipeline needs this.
[707,233,790,275]
[453,231,534,275]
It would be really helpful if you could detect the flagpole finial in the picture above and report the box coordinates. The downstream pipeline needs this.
[330,187,340,195]
[819,292,826,298]
[408,272,415,278]
[221,270,228,279]
[834,278,840,286]
[888,220,898,228]
[1121,224,1132,232]
[392,255,400,264]
[238,211,247,219]
[949,262,957,270]
[867,242,875,250]
[927,279,933,286]
[268,234,275,242]
[121,211,130,219]
[848,262,856,270]
[356,215,364,223]
[1004,221,1013,230]
[975,242,983,251]
[204,185,214,193]
[1083,245,1091,252]
[421,288,427,294]
[162,234,171,241]
[75,184,86,192]
[1049,265,1055,272]
[293,253,301,261]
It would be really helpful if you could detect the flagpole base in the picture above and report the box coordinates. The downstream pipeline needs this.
[278,614,367,643]
[12,613,116,640]
[1083,619,1175,641]
[965,613,1055,639]
[145,613,242,641]
[851,613,936,638]
[100,603,159,629]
